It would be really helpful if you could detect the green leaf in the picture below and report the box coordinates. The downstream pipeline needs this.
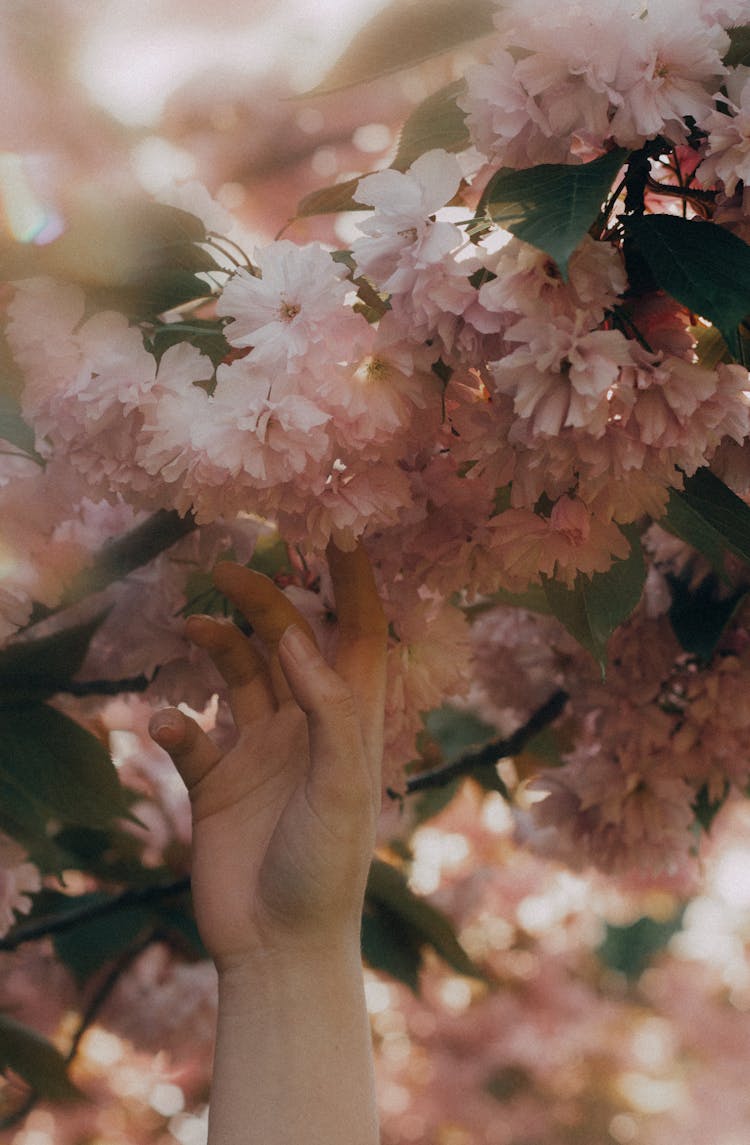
[485,1066,532,1102]
[392,80,471,172]
[724,25,750,68]
[51,894,154,984]
[0,704,133,831]
[693,782,729,834]
[248,533,294,580]
[598,911,684,981]
[296,177,367,218]
[625,214,750,358]
[464,582,553,618]
[360,905,422,992]
[542,526,646,671]
[0,392,42,462]
[149,319,231,368]
[692,323,732,369]
[0,1014,81,1101]
[664,467,750,570]
[0,615,106,705]
[667,572,747,660]
[296,82,471,219]
[423,704,497,763]
[307,0,496,94]
[0,775,72,872]
[481,150,627,279]
[26,202,219,322]
[366,859,483,983]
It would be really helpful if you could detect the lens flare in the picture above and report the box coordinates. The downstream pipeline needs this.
[0,152,62,244]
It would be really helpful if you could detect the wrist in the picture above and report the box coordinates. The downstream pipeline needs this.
[214,930,364,995]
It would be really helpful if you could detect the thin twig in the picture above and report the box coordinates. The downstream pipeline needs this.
[0,932,158,1132]
[0,878,191,952]
[24,510,197,631]
[393,689,569,798]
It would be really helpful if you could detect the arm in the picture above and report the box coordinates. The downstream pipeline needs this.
[149,542,386,1145]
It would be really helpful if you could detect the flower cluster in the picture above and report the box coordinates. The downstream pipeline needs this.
[5,0,750,861]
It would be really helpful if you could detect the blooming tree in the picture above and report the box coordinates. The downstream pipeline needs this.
[5,0,750,1139]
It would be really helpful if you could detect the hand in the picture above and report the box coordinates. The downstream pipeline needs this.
[149,542,387,970]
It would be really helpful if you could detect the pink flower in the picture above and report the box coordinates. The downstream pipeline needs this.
[0,833,41,937]
[351,150,465,293]
[216,239,363,374]
[491,316,634,436]
[611,3,728,146]
[698,67,750,194]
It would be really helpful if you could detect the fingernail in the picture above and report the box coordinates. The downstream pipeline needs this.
[150,711,182,742]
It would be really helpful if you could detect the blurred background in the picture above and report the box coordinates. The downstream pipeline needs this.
[1,0,465,255]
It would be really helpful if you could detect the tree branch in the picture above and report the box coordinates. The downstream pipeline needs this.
[0,878,191,952]
[25,510,196,630]
[392,689,569,798]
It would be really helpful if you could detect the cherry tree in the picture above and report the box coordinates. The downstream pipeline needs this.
[4,0,750,1140]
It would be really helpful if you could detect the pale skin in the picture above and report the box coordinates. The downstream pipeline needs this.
[149,542,386,1145]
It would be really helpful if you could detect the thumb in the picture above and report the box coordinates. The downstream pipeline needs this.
[149,708,222,791]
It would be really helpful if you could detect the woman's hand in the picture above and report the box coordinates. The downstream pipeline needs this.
[149,541,387,970]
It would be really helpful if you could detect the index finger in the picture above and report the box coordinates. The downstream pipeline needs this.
[327,540,387,767]
[211,563,318,703]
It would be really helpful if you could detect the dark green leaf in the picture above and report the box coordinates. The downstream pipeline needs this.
[366,858,483,981]
[542,525,646,671]
[485,1066,532,1102]
[26,202,219,322]
[296,177,367,218]
[423,704,497,763]
[158,905,206,959]
[724,25,750,68]
[410,777,463,825]
[693,782,729,834]
[0,775,72,872]
[0,615,107,705]
[51,824,152,883]
[308,0,496,94]
[248,534,294,580]
[360,906,421,992]
[0,1014,81,1101]
[464,582,553,617]
[667,572,747,660]
[0,704,133,830]
[149,319,231,368]
[692,323,732,369]
[0,392,42,462]
[626,214,750,358]
[664,467,750,570]
[392,80,470,172]
[52,894,154,984]
[481,150,627,278]
[598,911,684,981]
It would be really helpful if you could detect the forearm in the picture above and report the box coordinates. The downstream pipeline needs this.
[208,938,379,1145]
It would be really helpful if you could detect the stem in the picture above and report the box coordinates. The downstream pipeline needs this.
[0,932,158,1132]
[0,878,191,952]
[24,510,197,630]
[392,689,569,798]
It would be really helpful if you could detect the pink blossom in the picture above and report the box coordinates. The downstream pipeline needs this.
[530,746,698,877]
[351,150,466,293]
[611,3,728,146]
[699,67,750,194]
[490,316,634,436]
[547,496,630,585]
[0,834,41,937]
[216,239,363,373]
